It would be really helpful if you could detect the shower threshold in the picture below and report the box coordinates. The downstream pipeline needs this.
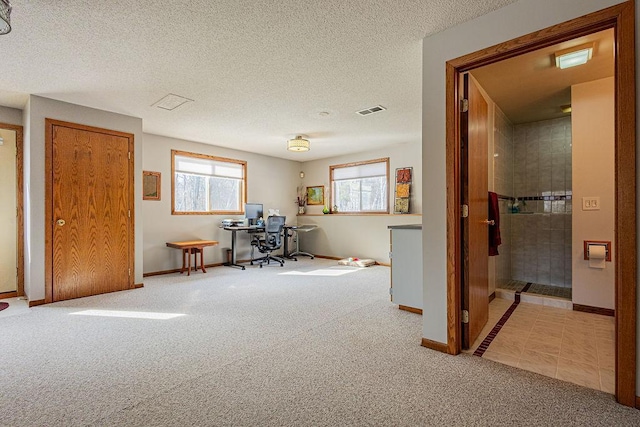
[498,280,572,300]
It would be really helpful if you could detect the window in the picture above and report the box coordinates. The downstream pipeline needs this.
[330,158,389,213]
[172,150,246,215]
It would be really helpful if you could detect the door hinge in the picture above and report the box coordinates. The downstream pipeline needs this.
[389,288,393,295]
[461,99,469,113]
[389,251,392,259]
[461,204,469,218]
[129,268,131,276]
[462,310,469,324]
[128,152,131,160]
[128,210,131,218]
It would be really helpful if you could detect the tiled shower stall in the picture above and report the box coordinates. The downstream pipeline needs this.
[494,112,573,295]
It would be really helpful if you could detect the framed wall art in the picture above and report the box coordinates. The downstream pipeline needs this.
[306,186,324,205]
[394,167,412,214]
[143,171,161,201]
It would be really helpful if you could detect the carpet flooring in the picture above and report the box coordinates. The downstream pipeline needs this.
[1,258,639,426]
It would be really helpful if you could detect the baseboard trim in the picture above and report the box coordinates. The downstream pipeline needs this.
[399,305,422,315]
[28,299,46,307]
[636,396,640,410]
[134,283,144,289]
[489,291,495,302]
[573,304,615,317]
[143,262,226,277]
[421,338,450,354]
[0,291,18,299]
[313,255,342,261]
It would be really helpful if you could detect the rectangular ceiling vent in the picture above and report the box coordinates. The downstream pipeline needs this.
[356,105,386,116]
[152,93,194,111]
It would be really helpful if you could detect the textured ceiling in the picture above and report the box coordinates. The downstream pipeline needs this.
[471,29,614,124]
[0,0,517,160]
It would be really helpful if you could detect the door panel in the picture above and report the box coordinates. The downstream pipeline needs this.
[462,75,489,348]
[0,129,17,293]
[52,125,131,301]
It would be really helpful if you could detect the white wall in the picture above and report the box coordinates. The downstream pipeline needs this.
[0,129,17,293]
[298,142,422,263]
[297,214,421,263]
[571,77,615,309]
[0,106,22,126]
[142,133,301,274]
[421,0,628,344]
[24,95,144,301]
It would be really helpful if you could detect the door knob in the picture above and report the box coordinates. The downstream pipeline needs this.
[482,219,495,226]
[56,219,66,227]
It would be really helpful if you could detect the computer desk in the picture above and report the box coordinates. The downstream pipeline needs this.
[222,225,264,270]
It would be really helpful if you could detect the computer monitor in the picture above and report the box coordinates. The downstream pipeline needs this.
[245,203,263,225]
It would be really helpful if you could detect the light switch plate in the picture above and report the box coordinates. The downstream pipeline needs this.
[582,196,600,211]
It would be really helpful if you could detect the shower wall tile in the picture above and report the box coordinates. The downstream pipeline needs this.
[511,117,572,288]
[493,106,513,289]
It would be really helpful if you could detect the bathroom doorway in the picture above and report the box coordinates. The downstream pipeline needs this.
[445,2,636,407]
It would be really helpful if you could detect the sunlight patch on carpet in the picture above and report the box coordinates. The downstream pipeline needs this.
[70,309,185,320]
[279,268,359,276]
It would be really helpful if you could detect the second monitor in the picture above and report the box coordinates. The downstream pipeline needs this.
[245,203,263,226]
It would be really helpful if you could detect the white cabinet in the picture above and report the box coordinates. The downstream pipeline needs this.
[388,225,422,313]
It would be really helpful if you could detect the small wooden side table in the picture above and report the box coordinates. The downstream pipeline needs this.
[166,240,219,276]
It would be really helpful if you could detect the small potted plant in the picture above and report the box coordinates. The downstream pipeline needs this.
[296,187,307,214]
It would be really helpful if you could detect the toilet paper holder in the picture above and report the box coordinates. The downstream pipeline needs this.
[583,240,611,261]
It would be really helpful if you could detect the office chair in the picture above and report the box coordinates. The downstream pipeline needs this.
[250,215,286,268]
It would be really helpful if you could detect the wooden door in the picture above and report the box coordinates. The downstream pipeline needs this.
[0,129,17,295]
[461,75,489,348]
[50,121,133,301]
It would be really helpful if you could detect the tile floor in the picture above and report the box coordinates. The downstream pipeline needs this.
[465,298,615,394]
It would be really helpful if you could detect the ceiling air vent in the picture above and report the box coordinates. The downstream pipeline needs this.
[356,105,386,116]
[152,93,194,111]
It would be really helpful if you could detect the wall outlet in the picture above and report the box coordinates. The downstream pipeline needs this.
[582,196,600,211]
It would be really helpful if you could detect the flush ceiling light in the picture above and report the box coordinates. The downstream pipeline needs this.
[287,135,310,152]
[0,0,11,35]
[555,43,594,69]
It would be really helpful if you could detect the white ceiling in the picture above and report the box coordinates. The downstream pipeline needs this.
[471,29,614,124]
[0,0,517,160]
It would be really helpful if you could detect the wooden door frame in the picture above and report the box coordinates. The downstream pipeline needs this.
[445,2,636,406]
[0,122,24,297]
[44,119,135,303]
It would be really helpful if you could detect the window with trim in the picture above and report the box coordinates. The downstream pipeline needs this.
[330,158,389,213]
[172,150,246,215]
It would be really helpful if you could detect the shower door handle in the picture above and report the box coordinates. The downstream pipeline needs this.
[482,220,495,226]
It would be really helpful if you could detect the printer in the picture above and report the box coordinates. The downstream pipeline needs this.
[221,218,245,227]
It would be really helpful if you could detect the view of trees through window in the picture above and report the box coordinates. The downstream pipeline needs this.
[172,150,245,214]
[333,177,387,212]
[331,158,388,213]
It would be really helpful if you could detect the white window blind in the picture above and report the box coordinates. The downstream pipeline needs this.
[332,162,386,181]
[175,156,244,179]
